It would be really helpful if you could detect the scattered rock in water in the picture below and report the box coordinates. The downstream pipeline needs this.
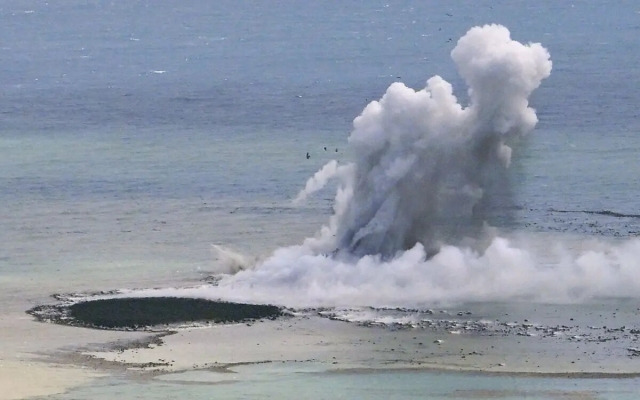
[28,297,283,330]
[627,347,640,357]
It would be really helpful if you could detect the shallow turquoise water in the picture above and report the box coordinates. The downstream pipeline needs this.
[50,367,640,400]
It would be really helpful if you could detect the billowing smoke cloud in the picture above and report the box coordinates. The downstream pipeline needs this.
[297,24,552,257]
[135,25,640,308]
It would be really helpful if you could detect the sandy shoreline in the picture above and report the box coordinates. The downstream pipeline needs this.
[0,308,148,400]
[0,278,195,399]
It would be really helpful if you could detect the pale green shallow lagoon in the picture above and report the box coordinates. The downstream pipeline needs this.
[47,364,639,400]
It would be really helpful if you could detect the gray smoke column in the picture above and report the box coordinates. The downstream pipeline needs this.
[298,24,552,257]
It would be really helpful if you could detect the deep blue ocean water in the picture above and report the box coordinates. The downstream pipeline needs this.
[2,1,640,398]
[2,0,640,283]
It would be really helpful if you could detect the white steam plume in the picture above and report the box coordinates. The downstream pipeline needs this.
[147,236,640,307]
[152,25,640,307]
[294,160,352,204]
[210,245,258,274]
[317,24,552,257]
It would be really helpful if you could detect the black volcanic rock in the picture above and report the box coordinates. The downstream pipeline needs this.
[29,297,283,330]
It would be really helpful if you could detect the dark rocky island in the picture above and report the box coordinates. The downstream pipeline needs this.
[28,297,283,330]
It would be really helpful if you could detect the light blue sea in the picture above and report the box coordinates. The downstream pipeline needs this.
[2,0,640,398]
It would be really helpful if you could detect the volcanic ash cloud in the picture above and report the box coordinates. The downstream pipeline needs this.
[299,24,552,257]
